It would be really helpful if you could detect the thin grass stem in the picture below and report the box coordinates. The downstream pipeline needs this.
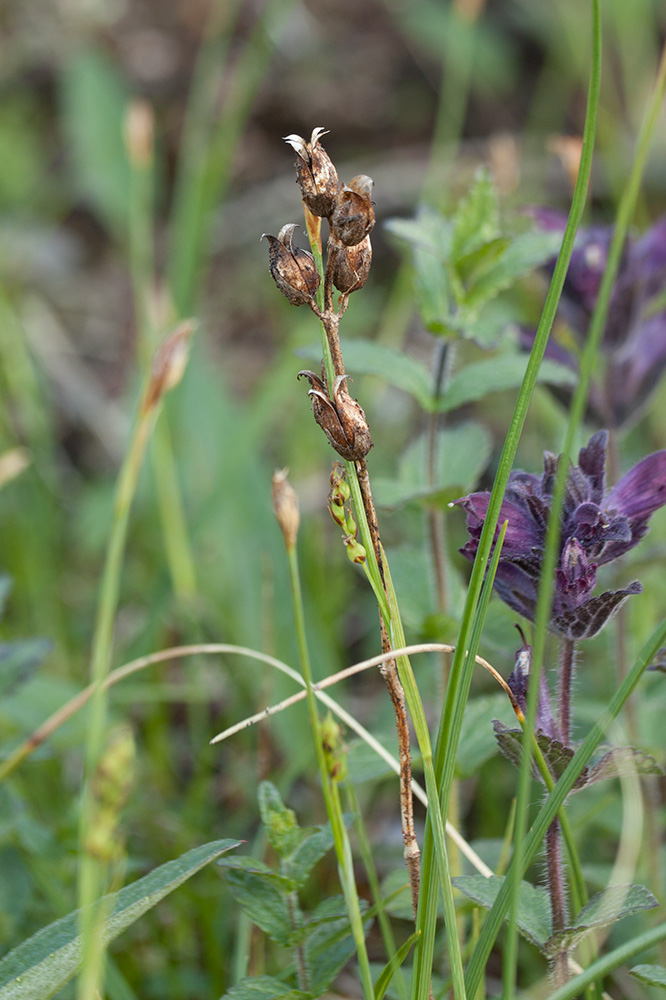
[285,543,374,999]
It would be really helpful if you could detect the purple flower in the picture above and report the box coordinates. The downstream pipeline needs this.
[522,210,666,428]
[453,431,666,640]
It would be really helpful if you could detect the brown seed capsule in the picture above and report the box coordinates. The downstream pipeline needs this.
[297,370,373,461]
[330,174,375,246]
[284,127,339,218]
[331,235,372,293]
[263,224,320,306]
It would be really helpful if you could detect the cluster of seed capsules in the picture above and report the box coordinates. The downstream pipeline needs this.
[263,127,375,304]
[264,128,375,465]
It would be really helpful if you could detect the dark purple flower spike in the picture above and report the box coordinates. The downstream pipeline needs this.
[523,211,666,428]
[453,431,666,640]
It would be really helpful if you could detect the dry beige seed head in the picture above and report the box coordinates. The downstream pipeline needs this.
[330,175,375,246]
[143,320,195,413]
[284,127,339,218]
[263,225,321,306]
[272,468,300,550]
[124,99,155,168]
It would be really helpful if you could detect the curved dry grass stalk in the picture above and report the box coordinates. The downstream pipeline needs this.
[1,640,505,877]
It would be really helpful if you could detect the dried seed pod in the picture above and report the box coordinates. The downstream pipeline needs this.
[298,370,373,461]
[331,235,372,293]
[263,224,320,306]
[330,175,375,246]
[284,127,339,218]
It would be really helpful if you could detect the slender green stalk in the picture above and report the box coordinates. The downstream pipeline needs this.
[345,782,409,1000]
[77,326,192,1000]
[285,543,374,1000]
[126,100,198,600]
[464,611,666,997]
[77,410,157,999]
[410,522,507,1000]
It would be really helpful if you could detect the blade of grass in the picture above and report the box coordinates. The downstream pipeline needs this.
[406,1,602,994]
[409,521,508,1000]
[284,541,374,1000]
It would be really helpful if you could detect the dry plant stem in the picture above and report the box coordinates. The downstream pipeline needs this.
[312,246,421,919]
[356,453,421,918]
[380,617,421,920]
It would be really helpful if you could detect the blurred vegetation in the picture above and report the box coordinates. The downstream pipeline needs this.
[1,0,666,997]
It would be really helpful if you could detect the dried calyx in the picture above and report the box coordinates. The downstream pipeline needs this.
[297,370,372,462]
[284,127,339,218]
[330,235,372,293]
[262,224,320,306]
[330,175,375,246]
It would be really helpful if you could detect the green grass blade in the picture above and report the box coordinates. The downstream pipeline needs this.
[464,612,666,996]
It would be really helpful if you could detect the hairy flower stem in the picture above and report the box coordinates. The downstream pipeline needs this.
[547,636,577,987]
[547,817,569,987]
[558,638,576,745]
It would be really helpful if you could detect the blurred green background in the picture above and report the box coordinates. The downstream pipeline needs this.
[1,0,666,996]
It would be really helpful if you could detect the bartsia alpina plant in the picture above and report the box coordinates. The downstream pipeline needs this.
[522,210,666,427]
[453,430,666,640]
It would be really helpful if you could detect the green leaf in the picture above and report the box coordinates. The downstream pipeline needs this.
[585,747,663,785]
[451,168,499,262]
[373,422,492,509]
[58,49,131,237]
[285,825,335,890]
[464,230,562,312]
[220,976,308,1000]
[374,929,420,1000]
[0,839,240,1000]
[0,639,51,697]
[452,875,551,950]
[305,897,371,996]
[456,237,511,290]
[345,731,412,786]
[547,885,659,956]
[455,695,506,778]
[218,856,293,945]
[258,781,303,860]
[438,354,576,413]
[340,340,434,409]
[629,964,666,989]
[385,209,454,334]
[380,870,425,922]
